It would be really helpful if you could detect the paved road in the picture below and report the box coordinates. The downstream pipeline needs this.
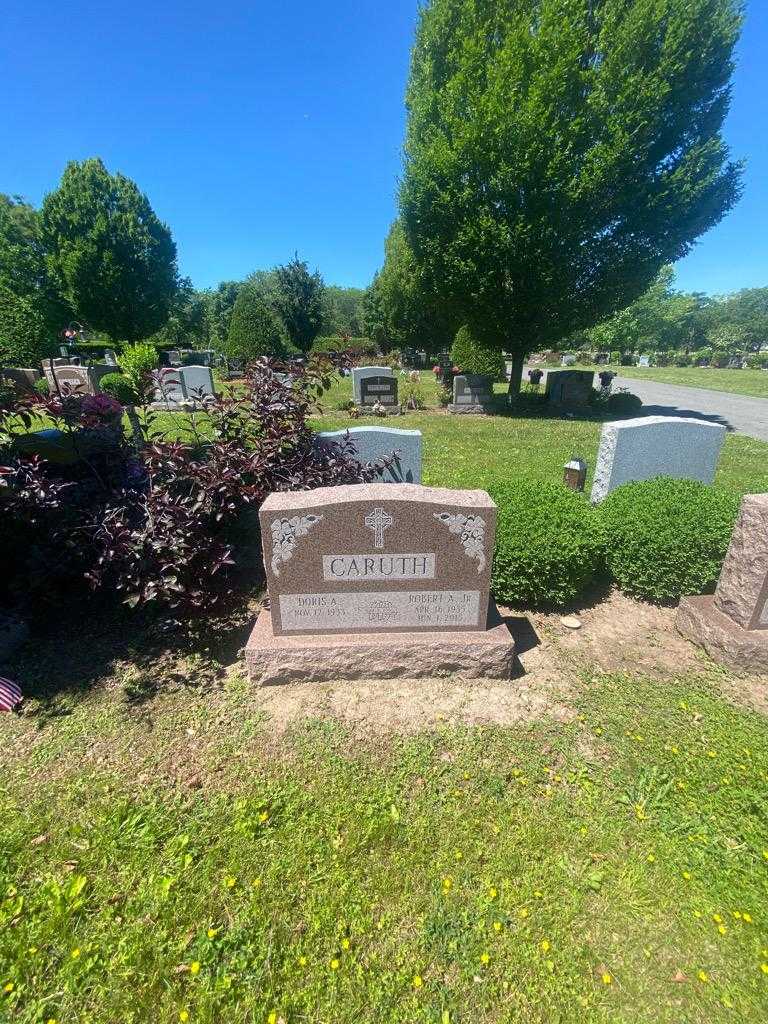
[528,368,768,443]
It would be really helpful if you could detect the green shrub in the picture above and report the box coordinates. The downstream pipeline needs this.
[491,481,604,608]
[619,352,636,366]
[311,336,378,357]
[450,326,505,380]
[673,352,693,367]
[598,478,739,602]
[34,377,50,396]
[100,372,137,405]
[0,285,57,367]
[606,389,642,416]
[117,342,159,404]
[610,350,622,364]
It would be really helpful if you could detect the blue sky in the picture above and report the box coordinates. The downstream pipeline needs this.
[2,0,765,296]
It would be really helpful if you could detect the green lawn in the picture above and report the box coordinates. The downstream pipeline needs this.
[586,365,768,400]
[311,372,768,497]
[4,370,768,1024]
[3,659,768,1023]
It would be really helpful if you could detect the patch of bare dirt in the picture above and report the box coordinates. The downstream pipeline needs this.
[517,588,704,679]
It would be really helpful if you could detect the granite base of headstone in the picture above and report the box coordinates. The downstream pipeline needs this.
[448,374,495,414]
[677,493,768,673]
[245,482,515,685]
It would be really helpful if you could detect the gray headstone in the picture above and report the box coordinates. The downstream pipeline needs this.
[360,374,398,406]
[352,366,393,404]
[154,370,186,405]
[316,426,422,483]
[545,369,594,407]
[180,365,215,398]
[104,349,118,366]
[51,365,91,393]
[590,415,726,502]
[638,355,651,367]
[454,374,492,404]
[561,354,577,366]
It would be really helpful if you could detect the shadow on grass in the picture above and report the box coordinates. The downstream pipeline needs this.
[5,586,258,723]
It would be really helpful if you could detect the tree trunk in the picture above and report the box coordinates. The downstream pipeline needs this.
[126,405,144,453]
[506,352,526,402]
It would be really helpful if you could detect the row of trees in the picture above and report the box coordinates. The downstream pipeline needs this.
[0,159,368,367]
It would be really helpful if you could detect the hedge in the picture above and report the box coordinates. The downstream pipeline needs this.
[491,481,604,608]
[598,478,740,602]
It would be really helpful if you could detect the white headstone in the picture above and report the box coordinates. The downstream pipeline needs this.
[316,426,422,483]
[591,415,726,503]
[154,370,186,405]
[638,355,651,367]
[352,366,393,404]
[561,354,577,366]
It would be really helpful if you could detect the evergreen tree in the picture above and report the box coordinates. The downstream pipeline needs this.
[225,282,289,361]
[272,254,324,353]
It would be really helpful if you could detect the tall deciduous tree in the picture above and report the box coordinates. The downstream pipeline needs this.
[400,0,744,396]
[41,158,179,342]
[272,254,325,353]
[376,220,456,353]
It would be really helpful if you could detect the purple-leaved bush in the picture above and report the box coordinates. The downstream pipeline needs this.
[0,355,392,615]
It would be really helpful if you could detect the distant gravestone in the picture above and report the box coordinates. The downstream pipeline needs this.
[49,365,91,393]
[0,367,41,393]
[180,365,215,398]
[359,374,398,408]
[352,366,393,404]
[678,493,768,672]
[244,482,515,685]
[168,350,182,366]
[545,369,594,408]
[316,426,422,483]
[590,415,726,502]
[638,355,651,367]
[153,369,186,405]
[561,354,577,366]
[448,374,494,414]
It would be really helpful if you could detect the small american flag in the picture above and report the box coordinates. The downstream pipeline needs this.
[0,676,22,712]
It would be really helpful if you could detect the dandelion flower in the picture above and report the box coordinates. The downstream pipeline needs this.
[341,938,351,951]
[412,975,423,989]
[71,948,81,959]
[493,921,502,933]
[488,887,498,899]
[713,914,723,924]
[330,959,340,971]
[518,907,529,919]
[225,876,237,889]
[698,971,708,983]
[743,913,753,924]
[179,1013,189,1023]
[259,811,269,823]
[761,963,768,975]
[190,962,201,976]
[647,854,656,863]
[207,928,219,940]
[268,1013,278,1024]
[480,952,490,965]
[601,972,612,985]
[682,871,692,881]
[298,956,307,967]
[541,940,551,953]
[718,926,727,936]
[442,877,453,892]
[3,983,14,994]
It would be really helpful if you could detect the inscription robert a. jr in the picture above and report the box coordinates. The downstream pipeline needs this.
[323,553,435,581]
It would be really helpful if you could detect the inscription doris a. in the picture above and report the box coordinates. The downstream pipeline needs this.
[280,591,480,631]
[323,553,435,581]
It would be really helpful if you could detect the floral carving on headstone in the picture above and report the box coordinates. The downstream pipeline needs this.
[433,512,486,573]
[270,514,324,576]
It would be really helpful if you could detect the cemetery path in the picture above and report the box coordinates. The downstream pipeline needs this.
[529,368,768,441]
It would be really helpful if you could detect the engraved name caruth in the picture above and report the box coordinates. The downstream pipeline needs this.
[322,553,435,581]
